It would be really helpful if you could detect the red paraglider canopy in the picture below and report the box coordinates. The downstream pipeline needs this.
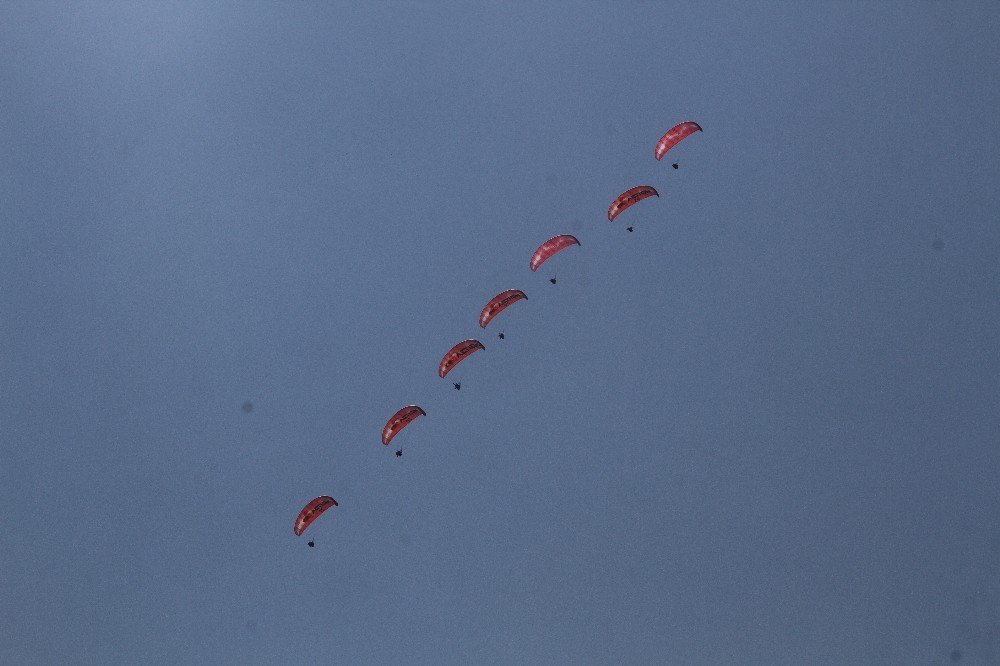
[608,185,659,222]
[479,289,527,328]
[530,235,580,272]
[654,121,702,160]
[438,339,485,378]
[294,496,337,536]
[382,405,426,445]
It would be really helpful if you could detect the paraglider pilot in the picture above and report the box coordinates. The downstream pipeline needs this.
[453,382,461,391]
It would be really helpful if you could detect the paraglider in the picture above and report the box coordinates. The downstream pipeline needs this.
[608,185,659,222]
[654,121,702,161]
[479,289,527,328]
[672,163,679,169]
[453,382,461,391]
[439,340,485,379]
[498,332,505,340]
[626,226,634,233]
[530,235,580,272]
[382,405,426,446]
[294,496,337,538]
[549,277,557,284]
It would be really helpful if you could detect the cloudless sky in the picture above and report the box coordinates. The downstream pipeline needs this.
[1,2,998,664]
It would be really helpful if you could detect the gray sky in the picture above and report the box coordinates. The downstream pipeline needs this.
[1,2,998,664]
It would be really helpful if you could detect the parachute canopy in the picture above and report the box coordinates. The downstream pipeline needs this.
[655,121,702,161]
[480,289,527,328]
[439,339,485,378]
[608,185,659,221]
[530,235,580,272]
[294,496,337,536]
[382,405,426,445]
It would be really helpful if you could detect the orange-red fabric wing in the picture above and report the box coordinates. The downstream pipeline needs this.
[654,121,702,160]
[382,405,426,445]
[608,185,659,221]
[479,289,527,328]
[294,496,337,536]
[438,339,485,378]
[530,235,580,271]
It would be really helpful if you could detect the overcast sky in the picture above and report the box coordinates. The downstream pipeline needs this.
[1,2,998,664]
